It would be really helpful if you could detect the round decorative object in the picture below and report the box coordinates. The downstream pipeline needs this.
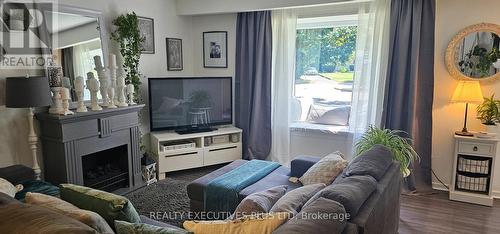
[445,23,500,82]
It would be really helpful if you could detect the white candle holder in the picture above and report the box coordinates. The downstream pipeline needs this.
[107,54,118,109]
[127,84,136,105]
[48,87,64,114]
[61,87,74,115]
[74,76,87,112]
[94,56,110,107]
[116,67,128,107]
[87,72,102,111]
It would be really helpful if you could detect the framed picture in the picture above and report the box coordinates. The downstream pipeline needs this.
[203,31,227,68]
[138,17,155,54]
[166,38,183,71]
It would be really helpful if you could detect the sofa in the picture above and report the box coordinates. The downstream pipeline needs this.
[0,164,184,233]
[187,145,402,234]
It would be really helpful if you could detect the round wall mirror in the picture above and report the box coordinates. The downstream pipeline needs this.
[446,23,500,81]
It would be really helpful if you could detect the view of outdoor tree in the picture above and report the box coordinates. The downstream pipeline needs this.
[295,26,357,82]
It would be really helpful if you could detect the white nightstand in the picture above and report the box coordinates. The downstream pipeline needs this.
[450,135,498,206]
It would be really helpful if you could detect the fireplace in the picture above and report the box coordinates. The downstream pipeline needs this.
[82,145,129,192]
[37,105,145,194]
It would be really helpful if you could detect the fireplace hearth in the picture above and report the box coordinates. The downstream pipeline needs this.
[37,105,145,194]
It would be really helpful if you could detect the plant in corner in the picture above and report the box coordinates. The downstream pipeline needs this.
[355,126,419,177]
[110,12,144,102]
[476,94,500,132]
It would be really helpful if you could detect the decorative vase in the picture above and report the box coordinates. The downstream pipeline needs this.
[486,125,498,134]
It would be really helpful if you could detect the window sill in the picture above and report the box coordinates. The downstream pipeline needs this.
[289,122,351,136]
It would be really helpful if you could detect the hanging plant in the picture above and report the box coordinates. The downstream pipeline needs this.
[110,12,144,102]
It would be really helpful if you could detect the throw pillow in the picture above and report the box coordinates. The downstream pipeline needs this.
[115,220,191,234]
[299,152,348,186]
[25,192,114,233]
[232,185,288,219]
[0,177,19,197]
[15,180,59,201]
[318,175,377,217]
[183,212,289,234]
[273,197,348,234]
[0,202,97,234]
[59,184,141,228]
[343,144,393,181]
[270,183,325,216]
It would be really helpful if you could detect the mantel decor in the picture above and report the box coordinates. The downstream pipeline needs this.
[445,23,500,82]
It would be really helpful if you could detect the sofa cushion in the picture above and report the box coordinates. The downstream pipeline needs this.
[0,165,35,185]
[232,185,288,219]
[25,192,113,233]
[344,145,393,180]
[115,220,191,234]
[239,166,299,198]
[272,197,348,234]
[183,212,288,234]
[59,184,141,228]
[318,175,377,217]
[270,183,325,216]
[15,180,60,201]
[0,177,19,197]
[299,152,347,186]
[0,202,97,233]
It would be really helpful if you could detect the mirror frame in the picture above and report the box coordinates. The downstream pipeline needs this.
[445,22,500,82]
[38,4,109,106]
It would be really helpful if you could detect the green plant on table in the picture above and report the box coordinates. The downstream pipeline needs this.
[355,126,419,177]
[476,94,500,126]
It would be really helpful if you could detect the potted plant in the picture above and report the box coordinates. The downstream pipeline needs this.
[355,126,419,177]
[476,94,500,133]
[110,12,144,102]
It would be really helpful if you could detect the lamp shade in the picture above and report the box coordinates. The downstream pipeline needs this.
[450,80,484,104]
[5,77,52,108]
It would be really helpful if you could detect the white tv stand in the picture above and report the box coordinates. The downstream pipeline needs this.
[150,126,242,180]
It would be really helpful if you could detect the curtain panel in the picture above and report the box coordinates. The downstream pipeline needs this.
[383,0,436,192]
[235,11,273,160]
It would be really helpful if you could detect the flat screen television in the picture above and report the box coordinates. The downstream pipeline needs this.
[148,77,232,133]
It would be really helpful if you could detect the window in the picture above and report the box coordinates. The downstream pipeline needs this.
[292,15,357,128]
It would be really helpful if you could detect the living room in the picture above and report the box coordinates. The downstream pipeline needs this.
[1,0,500,233]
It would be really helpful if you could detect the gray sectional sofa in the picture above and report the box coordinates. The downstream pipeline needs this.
[187,145,402,234]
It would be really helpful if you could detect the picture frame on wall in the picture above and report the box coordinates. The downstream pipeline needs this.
[138,16,155,54]
[166,38,183,71]
[203,31,227,68]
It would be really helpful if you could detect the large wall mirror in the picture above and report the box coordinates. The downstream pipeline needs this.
[40,5,109,102]
[446,23,500,82]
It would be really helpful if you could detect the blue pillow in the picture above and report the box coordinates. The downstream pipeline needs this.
[15,180,59,201]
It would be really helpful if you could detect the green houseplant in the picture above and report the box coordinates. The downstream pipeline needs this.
[476,94,500,131]
[110,12,144,102]
[355,126,419,177]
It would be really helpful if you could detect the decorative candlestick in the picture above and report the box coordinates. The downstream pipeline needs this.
[74,76,87,112]
[107,54,118,108]
[127,84,136,105]
[61,88,74,115]
[116,66,128,107]
[87,72,102,111]
[47,66,64,114]
[94,55,110,107]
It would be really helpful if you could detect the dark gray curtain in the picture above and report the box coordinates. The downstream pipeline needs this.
[382,0,435,192]
[235,11,273,160]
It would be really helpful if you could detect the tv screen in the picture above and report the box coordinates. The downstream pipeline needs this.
[148,77,232,132]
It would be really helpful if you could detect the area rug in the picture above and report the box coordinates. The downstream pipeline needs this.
[125,165,224,227]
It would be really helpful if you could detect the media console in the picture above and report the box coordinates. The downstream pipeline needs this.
[150,126,242,180]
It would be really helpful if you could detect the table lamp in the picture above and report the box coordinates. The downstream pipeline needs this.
[6,76,52,180]
[451,80,484,136]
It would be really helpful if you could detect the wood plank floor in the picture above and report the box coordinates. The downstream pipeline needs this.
[399,191,500,234]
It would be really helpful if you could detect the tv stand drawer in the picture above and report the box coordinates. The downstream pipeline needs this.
[204,144,242,166]
[158,150,203,172]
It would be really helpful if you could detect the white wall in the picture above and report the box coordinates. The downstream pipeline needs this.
[176,0,357,15]
[0,0,195,167]
[432,0,500,194]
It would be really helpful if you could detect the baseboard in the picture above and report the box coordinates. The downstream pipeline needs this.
[432,182,500,199]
